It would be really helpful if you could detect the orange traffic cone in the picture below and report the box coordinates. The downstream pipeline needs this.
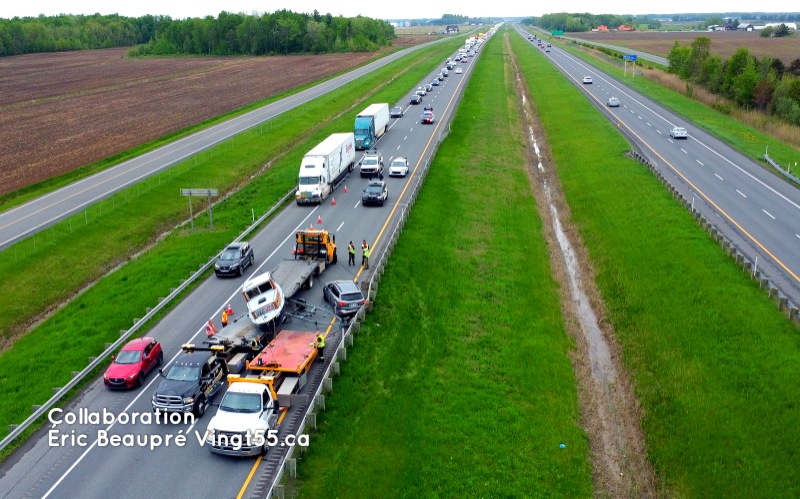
[331,197,336,206]
[343,185,348,193]
[317,214,323,224]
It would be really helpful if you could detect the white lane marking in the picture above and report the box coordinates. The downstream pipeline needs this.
[647,123,652,127]
[336,221,345,231]
[656,130,662,135]
[736,189,747,198]
[696,160,704,166]
[763,209,775,220]
[680,148,688,154]
[715,174,724,181]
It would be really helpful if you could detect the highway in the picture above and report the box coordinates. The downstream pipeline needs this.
[0,40,446,252]
[0,41,483,499]
[518,27,800,307]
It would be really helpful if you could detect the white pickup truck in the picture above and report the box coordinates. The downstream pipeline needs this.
[205,379,278,456]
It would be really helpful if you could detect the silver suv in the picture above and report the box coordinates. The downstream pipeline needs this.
[323,280,366,318]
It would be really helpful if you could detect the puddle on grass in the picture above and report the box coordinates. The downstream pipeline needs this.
[526,121,616,384]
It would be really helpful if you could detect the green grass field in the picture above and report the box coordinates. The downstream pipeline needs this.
[291,30,592,498]
[0,38,465,445]
[510,30,800,497]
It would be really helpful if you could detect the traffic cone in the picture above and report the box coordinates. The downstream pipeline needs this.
[331,197,336,206]
[317,214,323,224]
[343,185,348,193]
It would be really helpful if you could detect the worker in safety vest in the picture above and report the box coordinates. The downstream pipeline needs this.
[314,334,326,363]
[348,241,356,266]
[362,246,371,268]
[205,319,217,337]
[221,309,228,327]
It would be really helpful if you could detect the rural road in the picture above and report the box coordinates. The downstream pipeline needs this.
[0,39,445,252]
[521,28,800,309]
[0,38,482,499]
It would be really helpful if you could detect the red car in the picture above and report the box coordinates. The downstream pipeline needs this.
[103,337,163,388]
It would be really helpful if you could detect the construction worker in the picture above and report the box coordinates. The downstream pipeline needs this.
[363,245,371,268]
[314,334,326,363]
[348,241,356,266]
[205,319,217,338]
[221,309,228,327]
[361,240,370,266]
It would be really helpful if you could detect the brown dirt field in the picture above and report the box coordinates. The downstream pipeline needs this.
[0,36,434,196]
[571,30,800,63]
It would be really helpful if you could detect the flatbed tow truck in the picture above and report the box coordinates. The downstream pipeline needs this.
[209,228,337,352]
[204,330,321,456]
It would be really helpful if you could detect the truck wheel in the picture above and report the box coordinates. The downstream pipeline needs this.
[331,250,338,265]
[194,398,206,418]
[303,277,313,290]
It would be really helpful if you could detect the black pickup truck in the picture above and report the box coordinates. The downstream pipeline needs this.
[152,349,227,418]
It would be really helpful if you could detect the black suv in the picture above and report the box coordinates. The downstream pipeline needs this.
[215,241,254,277]
[323,280,366,318]
[152,349,227,418]
[362,181,388,206]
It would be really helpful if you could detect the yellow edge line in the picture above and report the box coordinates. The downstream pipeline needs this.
[237,455,263,499]
[548,48,800,285]
[353,71,467,282]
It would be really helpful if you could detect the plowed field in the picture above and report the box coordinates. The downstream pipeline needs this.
[571,30,800,63]
[0,36,432,196]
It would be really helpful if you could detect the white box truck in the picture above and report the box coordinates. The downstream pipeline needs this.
[295,133,355,205]
[354,103,390,150]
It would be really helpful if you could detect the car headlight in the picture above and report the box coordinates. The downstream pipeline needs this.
[183,396,194,404]
[230,263,239,269]
[126,373,137,381]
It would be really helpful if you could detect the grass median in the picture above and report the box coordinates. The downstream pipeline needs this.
[511,31,800,497]
[0,38,464,445]
[292,31,593,497]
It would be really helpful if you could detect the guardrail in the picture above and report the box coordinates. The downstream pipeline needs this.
[764,151,800,185]
[0,187,296,454]
[629,149,799,323]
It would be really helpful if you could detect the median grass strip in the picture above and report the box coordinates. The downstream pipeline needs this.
[546,34,800,168]
[292,31,592,497]
[0,38,465,443]
[511,32,800,497]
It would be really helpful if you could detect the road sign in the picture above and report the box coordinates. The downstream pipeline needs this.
[551,30,564,36]
[624,54,637,62]
[180,189,219,197]
[181,189,219,230]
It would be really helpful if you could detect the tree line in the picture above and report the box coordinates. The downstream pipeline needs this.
[668,37,800,125]
[530,12,662,32]
[0,10,395,57]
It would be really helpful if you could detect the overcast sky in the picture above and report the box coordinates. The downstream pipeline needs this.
[1,1,797,20]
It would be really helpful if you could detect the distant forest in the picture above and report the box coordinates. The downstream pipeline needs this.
[527,13,663,31]
[0,10,395,57]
